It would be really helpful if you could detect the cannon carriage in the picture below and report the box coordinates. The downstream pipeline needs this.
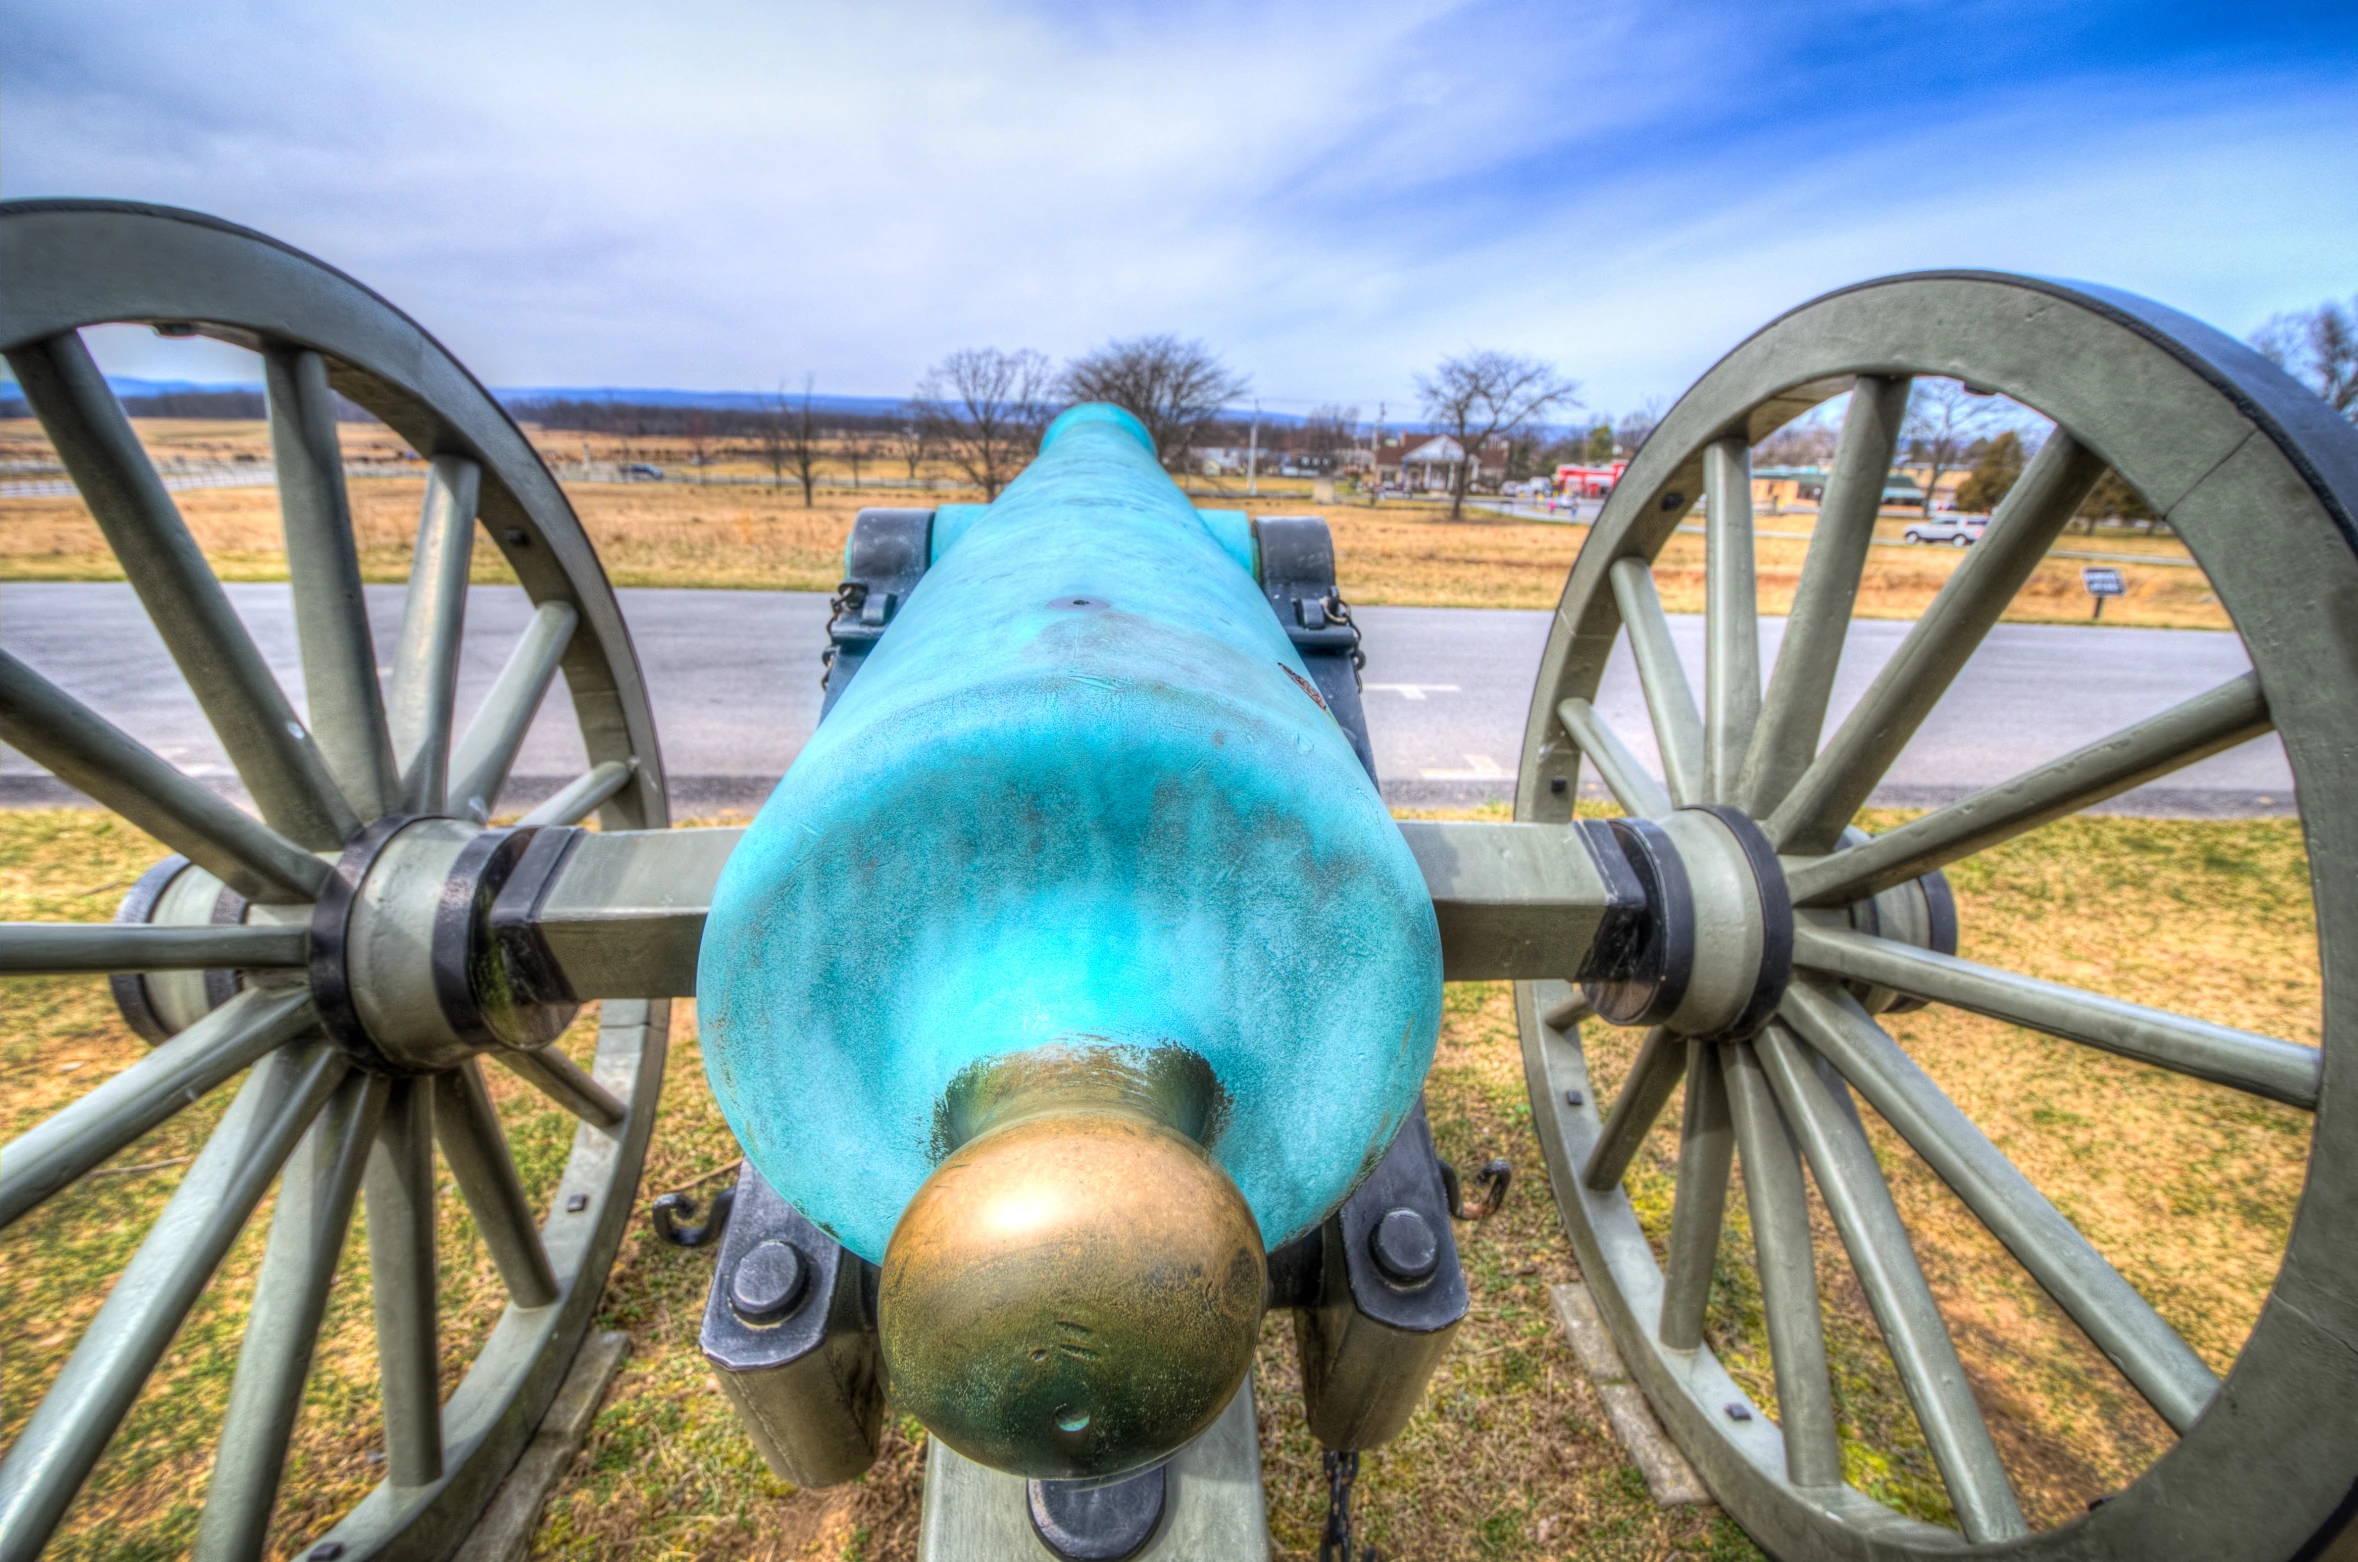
[2,200,2354,1561]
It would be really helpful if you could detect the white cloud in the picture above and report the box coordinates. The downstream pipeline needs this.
[9,0,2352,418]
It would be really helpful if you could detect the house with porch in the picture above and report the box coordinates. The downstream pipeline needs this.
[1374,431,1513,492]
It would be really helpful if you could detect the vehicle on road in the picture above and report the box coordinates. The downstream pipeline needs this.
[622,462,663,480]
[1903,512,1989,546]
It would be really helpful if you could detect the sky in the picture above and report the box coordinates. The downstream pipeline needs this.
[5,0,2354,421]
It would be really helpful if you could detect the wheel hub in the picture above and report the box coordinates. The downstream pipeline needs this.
[1580,808,1955,1036]
[114,817,580,1075]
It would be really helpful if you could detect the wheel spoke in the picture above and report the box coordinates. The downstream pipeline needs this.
[1763,431,2110,853]
[491,1045,626,1130]
[0,1040,344,1560]
[1702,438,1761,804]
[387,457,482,815]
[193,1072,388,1562]
[433,1062,558,1307]
[1780,980,2220,1432]
[1582,1025,1685,1191]
[1785,672,2273,908]
[1721,1040,1844,1489]
[365,1076,444,1487]
[516,760,634,829]
[1791,922,2316,1109]
[1752,1024,2027,1540]
[0,989,317,1228]
[447,601,579,824]
[267,346,401,823]
[0,651,330,903]
[1659,1039,1733,1351]
[1556,697,1672,818]
[5,333,356,849]
[1,922,307,976]
[1738,375,1911,815]
[1540,987,1594,1033]
[1608,557,1704,806]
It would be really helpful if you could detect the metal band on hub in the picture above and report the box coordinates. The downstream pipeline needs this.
[311,816,585,1073]
[1579,818,1693,1026]
[1688,805,1793,1041]
[1578,808,1794,1041]
[308,815,426,1073]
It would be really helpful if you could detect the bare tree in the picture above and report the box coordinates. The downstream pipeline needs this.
[1754,408,1840,468]
[1614,399,1663,459]
[886,406,935,482]
[1901,380,1999,515]
[762,378,822,506]
[839,424,873,490]
[684,410,715,485]
[757,398,791,492]
[913,348,1057,500]
[1414,350,1581,518]
[2253,296,2358,420]
[1061,335,1248,472]
[1302,404,1360,460]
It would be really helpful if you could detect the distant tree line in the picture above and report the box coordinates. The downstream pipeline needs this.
[1,386,378,423]
[504,397,907,438]
[2,388,264,420]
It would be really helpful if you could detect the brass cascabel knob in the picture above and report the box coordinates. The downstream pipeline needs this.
[879,1052,1265,1481]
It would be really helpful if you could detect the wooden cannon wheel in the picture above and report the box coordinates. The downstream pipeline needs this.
[0,201,672,1562]
[1511,272,2358,1559]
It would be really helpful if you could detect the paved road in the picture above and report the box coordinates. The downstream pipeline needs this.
[0,582,2293,817]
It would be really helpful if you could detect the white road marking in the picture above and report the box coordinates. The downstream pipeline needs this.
[1419,753,1511,781]
[1366,682,1461,701]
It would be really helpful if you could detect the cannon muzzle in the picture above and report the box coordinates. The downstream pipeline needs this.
[879,1044,1264,1478]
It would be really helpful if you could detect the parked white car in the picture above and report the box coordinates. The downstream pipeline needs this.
[1902,513,1989,546]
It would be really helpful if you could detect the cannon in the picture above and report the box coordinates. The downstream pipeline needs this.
[2,200,2354,1562]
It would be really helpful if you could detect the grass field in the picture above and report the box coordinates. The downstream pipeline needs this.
[1,417,2226,628]
[0,800,2316,1560]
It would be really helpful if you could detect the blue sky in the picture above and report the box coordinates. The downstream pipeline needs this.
[6,0,2353,419]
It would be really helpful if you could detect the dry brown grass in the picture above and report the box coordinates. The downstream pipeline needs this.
[0,480,874,595]
[4,418,2224,627]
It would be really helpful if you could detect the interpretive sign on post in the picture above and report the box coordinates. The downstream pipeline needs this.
[2083,565,2126,619]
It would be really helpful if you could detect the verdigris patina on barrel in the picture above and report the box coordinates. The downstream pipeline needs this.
[696,402,1442,1475]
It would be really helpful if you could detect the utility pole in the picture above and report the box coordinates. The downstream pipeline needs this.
[1372,402,1386,503]
[1246,400,1261,497]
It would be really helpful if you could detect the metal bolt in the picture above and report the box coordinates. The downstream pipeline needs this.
[1564,1089,1585,1107]
[1724,1401,1753,1422]
[566,1193,588,1213]
[730,1239,810,1324]
[309,1544,346,1561]
[1369,1207,1439,1284]
[1550,776,1568,795]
